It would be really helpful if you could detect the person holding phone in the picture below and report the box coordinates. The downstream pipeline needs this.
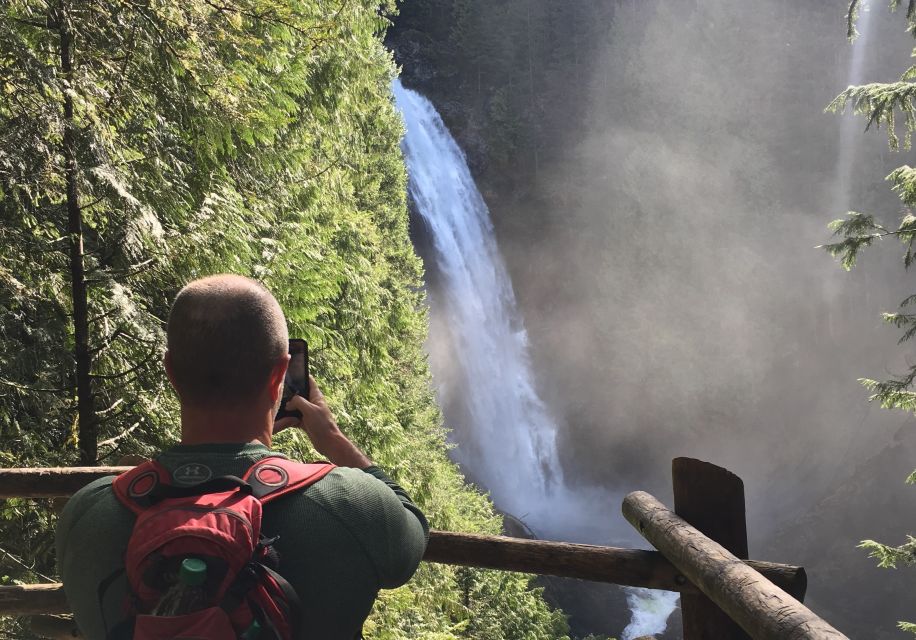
[56,274,429,640]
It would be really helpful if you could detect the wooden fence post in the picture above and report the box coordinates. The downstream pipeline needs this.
[622,491,842,640]
[673,457,752,640]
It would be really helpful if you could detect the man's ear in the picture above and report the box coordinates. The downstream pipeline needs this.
[268,354,291,404]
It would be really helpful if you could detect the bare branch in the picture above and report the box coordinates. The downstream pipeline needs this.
[0,547,55,584]
[0,378,71,394]
[97,418,143,449]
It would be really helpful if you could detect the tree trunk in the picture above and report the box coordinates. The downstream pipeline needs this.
[58,2,96,465]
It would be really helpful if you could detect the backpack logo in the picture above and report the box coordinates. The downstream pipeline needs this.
[172,463,212,486]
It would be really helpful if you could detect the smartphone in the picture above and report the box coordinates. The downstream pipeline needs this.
[275,338,309,420]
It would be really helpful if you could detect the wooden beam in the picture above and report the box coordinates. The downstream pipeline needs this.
[0,467,806,614]
[623,491,846,640]
[424,530,802,594]
[673,457,752,640]
[0,467,130,499]
[0,584,70,615]
[429,530,691,590]
[0,541,809,615]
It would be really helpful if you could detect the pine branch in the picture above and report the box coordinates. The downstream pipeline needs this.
[859,535,916,568]
[201,0,318,37]
[861,370,916,411]
[89,350,157,381]
[120,328,159,346]
[897,621,916,635]
[88,326,125,355]
[835,80,916,149]
[103,22,139,112]
[86,258,157,283]
[0,546,55,583]
[87,308,119,325]
[818,212,886,269]
[819,210,916,268]
[9,16,57,31]
[0,378,71,394]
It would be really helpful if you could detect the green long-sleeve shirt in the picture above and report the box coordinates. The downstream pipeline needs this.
[56,442,429,639]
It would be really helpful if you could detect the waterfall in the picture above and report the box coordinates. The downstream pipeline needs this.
[393,79,562,525]
[394,79,678,639]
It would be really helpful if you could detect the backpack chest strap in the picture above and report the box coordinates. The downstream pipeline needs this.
[111,456,336,513]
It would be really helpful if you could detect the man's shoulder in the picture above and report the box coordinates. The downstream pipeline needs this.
[58,474,132,539]
[62,474,119,516]
[271,465,402,528]
[304,465,393,503]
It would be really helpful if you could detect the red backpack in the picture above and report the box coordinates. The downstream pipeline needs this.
[103,456,335,640]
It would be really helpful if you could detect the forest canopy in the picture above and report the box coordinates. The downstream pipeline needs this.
[0,1,568,637]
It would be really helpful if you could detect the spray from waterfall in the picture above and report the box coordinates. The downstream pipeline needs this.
[394,79,679,639]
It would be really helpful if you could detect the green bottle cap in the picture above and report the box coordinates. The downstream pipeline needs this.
[178,558,207,587]
[241,619,262,640]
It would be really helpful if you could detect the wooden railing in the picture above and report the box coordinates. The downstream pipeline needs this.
[0,459,847,640]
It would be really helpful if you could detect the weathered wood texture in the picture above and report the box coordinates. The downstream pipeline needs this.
[0,467,130,498]
[623,491,846,640]
[426,531,802,594]
[674,457,752,640]
[673,458,749,558]
[429,530,694,591]
[0,535,807,617]
[0,584,69,615]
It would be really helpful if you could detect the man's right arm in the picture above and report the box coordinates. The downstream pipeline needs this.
[278,376,371,469]
[359,465,429,587]
[311,465,428,589]
[281,377,429,587]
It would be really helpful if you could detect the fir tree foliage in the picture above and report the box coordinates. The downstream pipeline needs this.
[823,1,916,634]
[0,1,568,637]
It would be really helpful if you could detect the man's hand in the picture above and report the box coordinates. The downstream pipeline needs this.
[273,375,372,469]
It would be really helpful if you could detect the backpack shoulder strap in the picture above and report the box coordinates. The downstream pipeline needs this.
[111,460,171,515]
[243,457,335,502]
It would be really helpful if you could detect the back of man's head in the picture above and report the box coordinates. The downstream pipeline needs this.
[166,274,288,407]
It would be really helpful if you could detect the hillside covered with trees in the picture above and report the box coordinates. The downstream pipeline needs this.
[0,1,568,638]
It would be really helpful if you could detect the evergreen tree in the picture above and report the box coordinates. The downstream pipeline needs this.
[822,0,916,634]
[0,2,568,637]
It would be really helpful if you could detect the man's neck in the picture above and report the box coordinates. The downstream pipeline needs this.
[179,403,273,448]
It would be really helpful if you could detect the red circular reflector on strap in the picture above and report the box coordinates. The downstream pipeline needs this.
[255,464,288,487]
[128,471,158,497]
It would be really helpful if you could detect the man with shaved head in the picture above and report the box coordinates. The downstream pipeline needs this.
[57,274,429,639]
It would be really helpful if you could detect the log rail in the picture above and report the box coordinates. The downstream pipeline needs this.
[0,461,847,640]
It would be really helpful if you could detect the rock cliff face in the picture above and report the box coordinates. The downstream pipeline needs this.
[390,2,916,638]
[762,425,916,639]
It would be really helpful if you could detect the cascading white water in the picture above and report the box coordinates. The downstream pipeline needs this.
[393,79,563,525]
[394,79,678,639]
